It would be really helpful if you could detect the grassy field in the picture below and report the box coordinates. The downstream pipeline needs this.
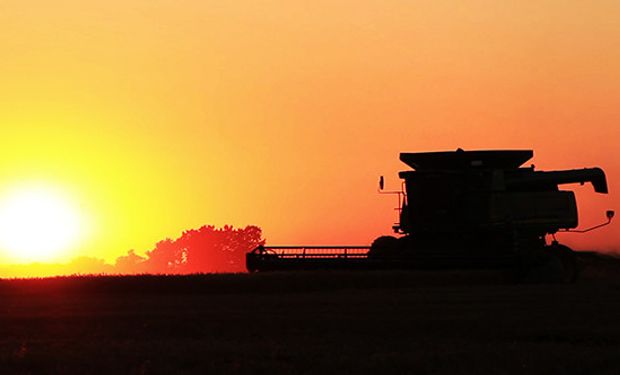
[1,255,620,374]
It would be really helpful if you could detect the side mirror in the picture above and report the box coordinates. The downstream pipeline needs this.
[607,210,615,220]
[564,209,614,233]
[379,176,384,190]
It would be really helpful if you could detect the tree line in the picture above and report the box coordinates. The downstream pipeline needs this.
[114,225,264,274]
[0,225,264,277]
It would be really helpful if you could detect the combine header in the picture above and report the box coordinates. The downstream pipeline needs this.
[246,246,370,272]
[246,149,613,281]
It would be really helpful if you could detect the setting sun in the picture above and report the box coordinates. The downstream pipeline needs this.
[0,185,86,263]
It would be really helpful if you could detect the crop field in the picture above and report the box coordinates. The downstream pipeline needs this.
[2,254,620,374]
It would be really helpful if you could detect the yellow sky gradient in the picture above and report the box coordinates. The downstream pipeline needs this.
[0,0,618,264]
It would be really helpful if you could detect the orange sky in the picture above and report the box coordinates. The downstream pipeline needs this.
[0,0,618,266]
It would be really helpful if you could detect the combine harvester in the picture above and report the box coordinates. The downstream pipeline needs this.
[247,149,613,281]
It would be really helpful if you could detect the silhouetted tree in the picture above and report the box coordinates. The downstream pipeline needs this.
[114,225,264,274]
[143,238,185,273]
[176,225,264,273]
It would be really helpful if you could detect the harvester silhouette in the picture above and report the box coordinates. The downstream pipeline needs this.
[246,149,613,281]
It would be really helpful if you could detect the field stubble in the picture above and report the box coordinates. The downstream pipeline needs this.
[1,254,620,374]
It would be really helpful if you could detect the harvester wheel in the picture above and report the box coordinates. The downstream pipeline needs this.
[512,244,578,284]
[368,236,400,259]
[549,244,578,283]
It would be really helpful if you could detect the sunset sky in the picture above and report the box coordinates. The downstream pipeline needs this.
[0,0,618,267]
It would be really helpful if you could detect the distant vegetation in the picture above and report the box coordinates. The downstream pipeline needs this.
[0,225,265,277]
[115,225,265,274]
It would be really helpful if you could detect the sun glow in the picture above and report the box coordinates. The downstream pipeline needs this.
[0,185,87,263]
